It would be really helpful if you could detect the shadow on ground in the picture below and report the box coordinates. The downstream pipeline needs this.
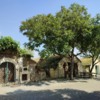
[0,88,100,100]
[25,81,50,86]
[94,77,100,81]
[24,78,88,86]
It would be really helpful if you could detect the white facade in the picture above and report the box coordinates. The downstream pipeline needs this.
[92,59,100,77]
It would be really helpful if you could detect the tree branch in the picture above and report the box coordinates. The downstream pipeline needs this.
[94,60,100,66]
[75,52,82,56]
[94,56,98,63]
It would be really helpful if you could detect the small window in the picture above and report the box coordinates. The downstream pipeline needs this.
[22,74,27,81]
[23,68,27,71]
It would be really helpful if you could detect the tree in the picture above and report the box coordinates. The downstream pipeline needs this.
[82,14,100,75]
[56,4,92,79]
[20,3,92,79]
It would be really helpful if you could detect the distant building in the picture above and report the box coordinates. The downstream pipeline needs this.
[81,57,92,72]
[37,56,83,79]
[81,57,100,78]
[91,58,100,77]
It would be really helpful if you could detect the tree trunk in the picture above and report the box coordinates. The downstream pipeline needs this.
[70,54,74,80]
[89,57,95,77]
[63,63,67,79]
[89,66,93,78]
[70,48,74,80]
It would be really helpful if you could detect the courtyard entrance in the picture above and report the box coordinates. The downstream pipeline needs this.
[0,62,15,83]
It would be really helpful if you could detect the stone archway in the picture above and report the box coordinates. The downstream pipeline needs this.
[0,62,15,83]
[0,58,18,83]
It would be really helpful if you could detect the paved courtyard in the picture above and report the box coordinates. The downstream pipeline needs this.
[0,78,100,100]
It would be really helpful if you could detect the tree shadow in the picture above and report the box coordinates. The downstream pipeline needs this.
[55,78,88,83]
[25,81,50,86]
[24,78,88,86]
[0,88,100,100]
[94,77,100,81]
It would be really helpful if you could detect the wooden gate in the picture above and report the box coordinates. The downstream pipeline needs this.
[0,62,15,83]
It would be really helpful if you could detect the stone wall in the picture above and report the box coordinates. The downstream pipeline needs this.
[30,70,46,82]
[50,67,64,79]
[0,56,36,84]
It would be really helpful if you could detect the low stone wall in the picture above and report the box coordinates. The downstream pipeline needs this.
[30,71,46,82]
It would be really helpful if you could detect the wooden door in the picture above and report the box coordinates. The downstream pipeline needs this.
[8,63,15,82]
[0,62,15,83]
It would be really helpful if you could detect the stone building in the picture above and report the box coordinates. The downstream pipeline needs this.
[36,56,83,79]
[0,52,36,84]
[50,56,83,79]
[90,58,100,77]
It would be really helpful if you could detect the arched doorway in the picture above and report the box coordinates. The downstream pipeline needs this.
[0,62,15,83]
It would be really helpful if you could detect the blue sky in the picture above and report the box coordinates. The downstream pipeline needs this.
[0,0,100,58]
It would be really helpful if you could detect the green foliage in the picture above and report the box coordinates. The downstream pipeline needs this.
[81,14,100,73]
[0,36,20,53]
[56,4,92,50]
[20,3,92,57]
[39,49,53,59]
[19,48,33,57]
[20,3,95,79]
[0,36,33,57]
[84,14,100,58]
[37,56,62,70]
[45,56,62,70]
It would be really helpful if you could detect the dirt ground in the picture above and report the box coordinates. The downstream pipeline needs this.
[0,78,100,100]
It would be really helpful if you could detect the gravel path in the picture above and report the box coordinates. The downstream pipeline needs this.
[0,79,100,100]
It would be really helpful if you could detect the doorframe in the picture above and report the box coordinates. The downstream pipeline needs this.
[0,58,18,83]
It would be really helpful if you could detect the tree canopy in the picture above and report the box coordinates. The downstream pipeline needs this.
[20,3,92,55]
[0,36,33,57]
[20,3,95,79]
[0,36,20,53]
[37,56,61,70]
[19,48,33,57]
[81,14,100,73]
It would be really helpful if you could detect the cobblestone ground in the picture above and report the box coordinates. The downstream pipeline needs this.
[0,79,100,100]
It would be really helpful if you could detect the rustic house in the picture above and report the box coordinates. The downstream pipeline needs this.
[0,36,38,84]
[50,56,83,79]
[0,52,36,84]
[91,58,100,77]
[81,58,92,73]
[81,57,100,78]
[36,56,83,79]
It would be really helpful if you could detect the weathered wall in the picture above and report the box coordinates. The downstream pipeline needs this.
[92,60,100,77]
[0,57,19,83]
[0,56,37,83]
[49,57,82,79]
[50,67,64,79]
